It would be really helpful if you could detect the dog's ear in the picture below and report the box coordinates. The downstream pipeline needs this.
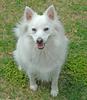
[44,5,57,20]
[24,6,36,21]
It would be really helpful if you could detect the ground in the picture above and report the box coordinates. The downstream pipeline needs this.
[0,0,87,100]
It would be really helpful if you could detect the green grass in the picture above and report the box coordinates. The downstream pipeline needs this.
[0,0,87,99]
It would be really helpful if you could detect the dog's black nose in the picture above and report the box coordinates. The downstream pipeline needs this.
[37,38,43,44]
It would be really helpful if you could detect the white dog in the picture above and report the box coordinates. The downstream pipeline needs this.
[13,5,68,97]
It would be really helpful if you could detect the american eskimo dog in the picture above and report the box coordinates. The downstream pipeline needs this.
[13,5,68,97]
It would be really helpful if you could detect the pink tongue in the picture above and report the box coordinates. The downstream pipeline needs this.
[37,43,44,49]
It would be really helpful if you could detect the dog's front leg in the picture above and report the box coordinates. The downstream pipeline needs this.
[51,77,58,97]
[51,69,60,97]
[29,74,38,91]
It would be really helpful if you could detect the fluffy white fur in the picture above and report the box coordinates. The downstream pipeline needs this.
[13,5,68,97]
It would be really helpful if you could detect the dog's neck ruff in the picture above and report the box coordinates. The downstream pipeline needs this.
[27,43,61,72]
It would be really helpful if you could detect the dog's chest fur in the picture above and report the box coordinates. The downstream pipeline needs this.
[24,48,60,81]
[15,37,64,81]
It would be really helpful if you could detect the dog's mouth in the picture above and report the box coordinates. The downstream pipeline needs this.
[36,38,45,49]
[36,43,45,49]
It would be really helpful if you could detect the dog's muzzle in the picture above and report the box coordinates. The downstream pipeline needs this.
[36,38,45,49]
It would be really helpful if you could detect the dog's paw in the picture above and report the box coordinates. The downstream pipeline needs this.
[51,89,58,97]
[18,65,22,70]
[30,84,38,91]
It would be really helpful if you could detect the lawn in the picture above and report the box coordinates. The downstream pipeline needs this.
[0,0,87,100]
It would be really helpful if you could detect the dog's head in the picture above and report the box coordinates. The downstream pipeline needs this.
[17,5,62,49]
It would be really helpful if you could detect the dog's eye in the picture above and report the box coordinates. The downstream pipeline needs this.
[44,27,49,31]
[32,28,37,32]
